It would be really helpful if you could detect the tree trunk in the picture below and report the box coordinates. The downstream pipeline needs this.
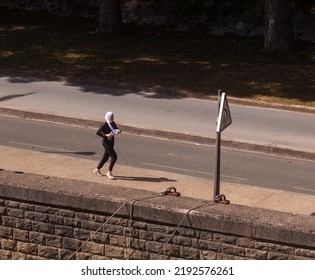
[264,0,294,53]
[99,0,122,34]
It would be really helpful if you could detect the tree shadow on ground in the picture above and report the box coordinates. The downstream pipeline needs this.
[0,92,36,102]
[0,8,314,105]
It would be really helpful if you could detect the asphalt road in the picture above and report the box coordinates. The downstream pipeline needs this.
[1,76,315,153]
[1,115,315,196]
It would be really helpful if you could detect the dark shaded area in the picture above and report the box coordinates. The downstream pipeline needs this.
[0,8,314,105]
[0,92,36,102]
[44,151,96,156]
[114,175,176,183]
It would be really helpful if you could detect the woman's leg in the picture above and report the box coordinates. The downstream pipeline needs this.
[102,143,117,172]
[97,149,110,170]
[108,148,117,172]
[104,144,117,179]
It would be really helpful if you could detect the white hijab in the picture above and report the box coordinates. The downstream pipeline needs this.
[105,111,120,134]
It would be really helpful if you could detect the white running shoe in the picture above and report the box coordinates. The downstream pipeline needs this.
[106,171,115,180]
[93,168,102,176]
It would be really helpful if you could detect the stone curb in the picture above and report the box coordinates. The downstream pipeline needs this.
[1,106,315,161]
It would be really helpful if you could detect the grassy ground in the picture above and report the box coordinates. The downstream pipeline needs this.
[0,8,314,107]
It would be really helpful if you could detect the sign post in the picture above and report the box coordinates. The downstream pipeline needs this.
[213,90,232,203]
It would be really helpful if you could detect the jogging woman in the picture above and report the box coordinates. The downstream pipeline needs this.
[93,111,121,179]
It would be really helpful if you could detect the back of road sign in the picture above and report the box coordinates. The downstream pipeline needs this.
[216,92,232,133]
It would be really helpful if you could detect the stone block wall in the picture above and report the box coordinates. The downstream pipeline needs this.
[0,170,314,260]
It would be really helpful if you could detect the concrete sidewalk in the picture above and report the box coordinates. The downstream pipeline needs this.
[1,145,314,216]
[0,75,314,160]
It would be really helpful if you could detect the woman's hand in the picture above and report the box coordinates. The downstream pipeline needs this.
[106,132,114,139]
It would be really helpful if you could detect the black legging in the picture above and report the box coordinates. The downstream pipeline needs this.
[97,143,117,171]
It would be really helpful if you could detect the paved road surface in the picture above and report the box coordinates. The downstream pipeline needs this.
[0,76,314,156]
[1,115,315,195]
[0,75,314,216]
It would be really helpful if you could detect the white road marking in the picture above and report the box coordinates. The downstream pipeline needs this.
[142,162,247,181]
[8,141,74,153]
[292,186,315,193]
[143,162,211,175]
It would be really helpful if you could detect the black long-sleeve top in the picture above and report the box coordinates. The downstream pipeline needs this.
[96,121,119,145]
